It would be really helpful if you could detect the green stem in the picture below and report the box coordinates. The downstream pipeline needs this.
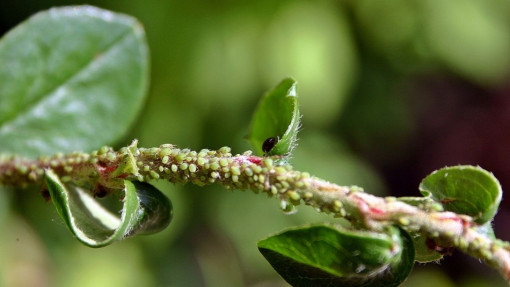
[1,141,510,282]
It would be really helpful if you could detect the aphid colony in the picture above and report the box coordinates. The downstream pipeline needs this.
[131,144,327,213]
[0,142,353,217]
[135,144,281,190]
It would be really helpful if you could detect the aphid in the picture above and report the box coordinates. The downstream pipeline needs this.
[262,137,277,154]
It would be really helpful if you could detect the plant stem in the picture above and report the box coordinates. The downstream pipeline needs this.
[1,142,510,282]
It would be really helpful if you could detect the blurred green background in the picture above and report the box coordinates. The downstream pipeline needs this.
[1,0,510,286]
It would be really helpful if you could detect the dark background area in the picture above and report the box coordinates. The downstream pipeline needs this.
[1,0,510,286]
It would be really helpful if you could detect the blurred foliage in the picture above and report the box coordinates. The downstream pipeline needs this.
[1,0,510,286]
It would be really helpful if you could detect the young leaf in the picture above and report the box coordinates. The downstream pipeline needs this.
[248,78,300,156]
[45,170,172,247]
[0,6,149,158]
[258,225,414,287]
[419,165,502,224]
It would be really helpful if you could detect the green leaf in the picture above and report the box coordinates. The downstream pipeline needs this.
[0,6,149,158]
[258,225,414,287]
[419,165,502,224]
[248,78,300,156]
[45,170,172,247]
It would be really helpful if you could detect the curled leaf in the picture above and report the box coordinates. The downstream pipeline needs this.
[45,169,172,247]
[248,78,300,156]
[419,165,502,224]
[258,224,414,287]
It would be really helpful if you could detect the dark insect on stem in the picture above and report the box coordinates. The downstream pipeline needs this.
[262,137,277,154]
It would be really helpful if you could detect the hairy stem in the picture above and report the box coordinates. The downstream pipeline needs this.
[1,142,510,282]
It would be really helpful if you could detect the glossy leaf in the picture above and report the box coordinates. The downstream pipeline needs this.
[0,6,149,158]
[419,165,502,224]
[248,78,300,156]
[45,170,172,247]
[258,225,414,287]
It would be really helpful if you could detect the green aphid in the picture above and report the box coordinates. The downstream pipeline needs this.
[159,148,172,157]
[197,158,206,166]
[231,166,241,176]
[275,167,287,174]
[219,146,231,154]
[150,170,160,179]
[219,158,228,167]
[210,162,220,171]
[288,191,300,202]
[175,153,186,163]
[98,146,110,155]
